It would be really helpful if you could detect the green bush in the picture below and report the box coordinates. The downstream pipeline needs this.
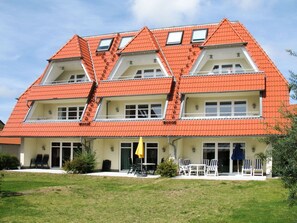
[63,150,96,174]
[0,172,3,193]
[0,154,20,170]
[156,158,178,177]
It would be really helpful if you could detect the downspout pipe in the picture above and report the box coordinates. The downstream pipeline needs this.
[167,136,182,160]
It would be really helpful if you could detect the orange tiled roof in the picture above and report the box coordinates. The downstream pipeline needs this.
[120,27,159,54]
[0,137,21,145]
[50,35,96,81]
[26,82,95,101]
[97,77,173,97]
[202,18,245,47]
[0,18,290,138]
[179,73,266,93]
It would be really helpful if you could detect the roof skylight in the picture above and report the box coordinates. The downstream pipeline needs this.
[118,36,133,49]
[192,29,208,43]
[97,38,114,51]
[166,31,183,45]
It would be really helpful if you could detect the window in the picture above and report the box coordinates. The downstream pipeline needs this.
[146,143,158,165]
[234,101,247,116]
[211,64,243,74]
[138,104,149,118]
[219,102,232,116]
[192,29,208,42]
[97,38,113,51]
[205,102,217,116]
[51,142,82,168]
[68,74,86,83]
[58,106,84,120]
[166,31,183,45]
[205,101,247,117]
[125,105,136,118]
[125,104,162,119]
[118,36,133,49]
[134,68,164,78]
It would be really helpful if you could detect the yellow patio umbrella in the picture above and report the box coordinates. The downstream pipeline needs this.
[135,137,144,158]
[135,137,144,175]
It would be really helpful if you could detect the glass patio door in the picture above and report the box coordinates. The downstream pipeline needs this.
[218,143,230,173]
[51,143,60,167]
[120,142,140,170]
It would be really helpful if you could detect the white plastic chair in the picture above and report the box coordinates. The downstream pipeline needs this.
[206,159,218,176]
[253,159,263,176]
[178,158,189,175]
[242,159,252,176]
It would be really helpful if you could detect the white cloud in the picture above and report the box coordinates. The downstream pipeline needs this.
[130,0,206,27]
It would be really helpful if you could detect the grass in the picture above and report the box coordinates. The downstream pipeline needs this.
[1,172,297,223]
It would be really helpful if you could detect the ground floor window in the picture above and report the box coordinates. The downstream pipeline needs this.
[202,142,245,173]
[51,142,82,168]
[120,142,158,170]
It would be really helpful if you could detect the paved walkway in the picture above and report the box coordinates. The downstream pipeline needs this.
[7,169,266,180]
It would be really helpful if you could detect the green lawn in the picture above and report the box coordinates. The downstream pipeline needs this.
[0,172,296,223]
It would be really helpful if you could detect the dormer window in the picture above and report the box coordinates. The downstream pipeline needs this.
[97,38,113,51]
[118,36,133,49]
[166,31,183,45]
[134,68,164,78]
[192,29,208,43]
[68,74,86,83]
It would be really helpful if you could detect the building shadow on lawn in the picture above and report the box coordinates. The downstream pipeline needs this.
[0,190,24,198]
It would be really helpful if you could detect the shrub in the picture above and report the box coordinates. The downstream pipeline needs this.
[63,150,96,174]
[156,158,178,177]
[0,154,20,170]
[0,172,3,193]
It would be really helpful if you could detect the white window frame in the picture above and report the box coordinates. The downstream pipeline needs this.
[134,68,164,78]
[210,63,244,74]
[50,141,82,168]
[166,31,183,45]
[97,38,113,51]
[68,74,86,83]
[192,29,208,43]
[118,36,133,49]
[119,141,159,168]
[201,141,246,173]
[124,103,163,119]
[57,106,85,120]
[204,100,247,117]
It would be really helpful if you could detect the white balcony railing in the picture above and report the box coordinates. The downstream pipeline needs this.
[182,111,261,119]
[42,79,89,85]
[95,114,163,120]
[26,115,82,122]
[192,69,258,76]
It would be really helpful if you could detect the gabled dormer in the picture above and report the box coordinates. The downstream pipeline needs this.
[41,35,95,85]
[41,60,91,85]
[109,27,171,80]
[190,19,259,75]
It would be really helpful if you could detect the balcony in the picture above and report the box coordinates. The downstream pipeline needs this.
[95,96,167,121]
[180,91,262,120]
[25,99,86,123]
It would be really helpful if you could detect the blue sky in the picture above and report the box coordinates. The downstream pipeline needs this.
[0,0,297,123]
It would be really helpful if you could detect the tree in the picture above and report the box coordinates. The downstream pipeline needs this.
[263,49,297,206]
